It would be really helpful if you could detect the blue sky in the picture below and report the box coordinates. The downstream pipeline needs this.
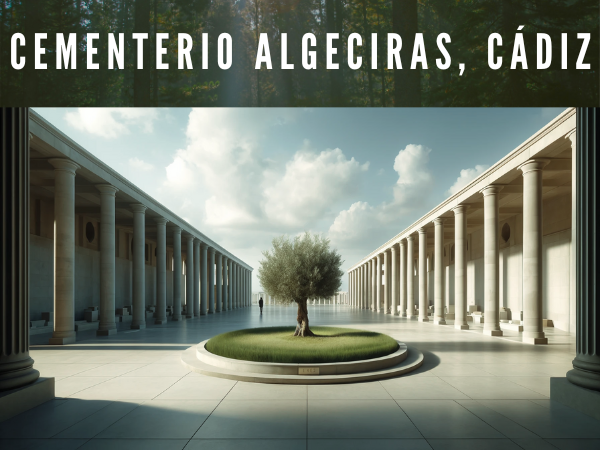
[35,107,565,291]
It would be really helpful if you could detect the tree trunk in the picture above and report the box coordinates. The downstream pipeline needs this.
[294,299,315,337]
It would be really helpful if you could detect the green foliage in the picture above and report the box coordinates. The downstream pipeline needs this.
[206,326,399,363]
[258,232,343,305]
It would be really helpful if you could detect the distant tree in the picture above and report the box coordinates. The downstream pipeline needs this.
[258,233,343,337]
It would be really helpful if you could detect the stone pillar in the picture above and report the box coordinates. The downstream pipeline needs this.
[227,258,233,310]
[172,226,182,321]
[207,248,215,313]
[482,186,503,336]
[193,239,200,317]
[0,107,40,389]
[376,254,383,313]
[222,257,228,311]
[215,253,223,312]
[433,218,446,325]
[96,185,118,336]
[232,263,236,309]
[399,240,407,317]
[519,159,549,344]
[453,205,469,330]
[185,235,194,319]
[406,235,415,319]
[383,250,390,313]
[418,227,429,322]
[391,246,398,315]
[49,158,80,345]
[154,218,168,324]
[200,242,207,315]
[567,108,600,390]
[130,204,147,329]
[371,258,377,311]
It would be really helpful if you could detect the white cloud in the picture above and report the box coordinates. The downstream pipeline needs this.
[447,164,489,196]
[128,157,154,171]
[64,108,158,139]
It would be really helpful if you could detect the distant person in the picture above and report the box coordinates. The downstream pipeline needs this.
[259,297,264,314]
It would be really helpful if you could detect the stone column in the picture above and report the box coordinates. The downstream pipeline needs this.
[361,266,366,308]
[418,227,429,322]
[519,159,549,344]
[433,218,446,325]
[482,186,503,336]
[399,240,407,317]
[391,246,398,315]
[383,251,390,313]
[0,107,40,389]
[453,205,469,330]
[172,226,182,321]
[371,258,377,311]
[376,254,383,313]
[222,257,228,311]
[131,204,147,329]
[227,258,233,310]
[185,235,194,319]
[200,242,207,315]
[406,235,415,319]
[49,158,80,345]
[154,218,168,324]
[193,239,200,316]
[96,185,118,336]
[207,248,215,313]
[215,253,222,312]
[231,263,236,309]
[567,108,600,390]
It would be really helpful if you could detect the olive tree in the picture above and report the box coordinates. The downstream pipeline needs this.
[258,232,343,337]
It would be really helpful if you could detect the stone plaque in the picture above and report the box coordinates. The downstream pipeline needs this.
[299,367,319,375]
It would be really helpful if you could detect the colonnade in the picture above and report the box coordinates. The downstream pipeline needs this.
[348,158,552,345]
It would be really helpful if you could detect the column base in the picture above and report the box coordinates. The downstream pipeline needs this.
[407,315,417,320]
[418,317,429,322]
[154,319,167,325]
[523,337,548,345]
[96,328,117,336]
[551,377,600,422]
[48,333,76,345]
[455,324,470,330]
[483,329,503,337]
[172,315,182,321]
[434,320,446,325]
[200,312,207,316]
[0,377,55,422]
[130,323,146,330]
[186,315,194,319]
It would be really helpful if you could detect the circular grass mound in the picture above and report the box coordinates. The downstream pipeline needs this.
[205,326,399,364]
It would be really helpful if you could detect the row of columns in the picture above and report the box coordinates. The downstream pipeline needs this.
[349,159,551,345]
[44,158,252,343]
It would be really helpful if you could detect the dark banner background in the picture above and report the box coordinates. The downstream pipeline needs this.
[0,0,598,107]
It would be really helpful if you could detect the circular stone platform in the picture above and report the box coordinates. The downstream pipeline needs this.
[181,339,424,384]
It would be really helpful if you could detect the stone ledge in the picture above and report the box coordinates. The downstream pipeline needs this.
[0,377,55,422]
[550,377,600,422]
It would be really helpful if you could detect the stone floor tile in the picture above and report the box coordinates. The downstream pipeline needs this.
[34,363,104,377]
[545,439,600,450]
[440,376,548,400]
[505,376,551,397]
[427,439,524,450]
[76,363,148,377]
[187,439,306,450]
[226,381,307,400]
[77,438,188,450]
[156,376,237,400]
[0,438,88,450]
[121,363,191,377]
[455,400,538,438]
[307,382,390,400]
[55,376,113,397]
[511,438,562,450]
[381,376,469,400]
[72,376,181,400]
[308,439,432,450]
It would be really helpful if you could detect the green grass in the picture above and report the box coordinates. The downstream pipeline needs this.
[205,326,399,364]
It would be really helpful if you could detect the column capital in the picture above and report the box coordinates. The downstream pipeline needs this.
[193,238,201,247]
[171,225,182,235]
[452,204,468,215]
[565,128,576,143]
[49,158,80,174]
[480,185,504,196]
[406,234,415,242]
[433,217,445,226]
[207,246,215,254]
[390,245,397,253]
[96,184,118,196]
[518,158,550,174]
[417,227,427,235]
[154,217,168,225]
[130,203,147,213]
[377,253,383,261]
[398,238,406,247]
[184,233,194,242]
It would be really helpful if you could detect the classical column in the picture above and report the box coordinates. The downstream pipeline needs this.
[453,205,469,330]
[172,226,182,321]
[227,258,233,310]
[131,204,147,329]
[49,158,80,345]
[222,256,228,311]
[371,258,377,311]
[383,250,390,313]
[406,235,415,319]
[185,235,194,319]
[391,246,398,315]
[361,266,365,308]
[0,107,40,389]
[193,239,200,316]
[154,218,168,324]
[567,108,600,390]
[418,227,429,322]
[399,239,407,317]
[376,254,383,313]
[207,248,215,313]
[433,218,446,325]
[482,186,503,336]
[96,185,118,336]
[215,253,222,312]
[519,159,549,344]
[200,242,208,315]
[231,263,236,309]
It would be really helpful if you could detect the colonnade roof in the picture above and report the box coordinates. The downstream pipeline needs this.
[349,107,576,272]
[29,110,252,271]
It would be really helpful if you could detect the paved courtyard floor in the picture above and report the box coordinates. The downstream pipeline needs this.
[1,305,599,450]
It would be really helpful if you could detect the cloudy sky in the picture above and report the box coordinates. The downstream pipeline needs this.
[35,107,565,291]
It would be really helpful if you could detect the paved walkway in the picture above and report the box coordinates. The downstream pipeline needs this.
[1,305,599,450]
